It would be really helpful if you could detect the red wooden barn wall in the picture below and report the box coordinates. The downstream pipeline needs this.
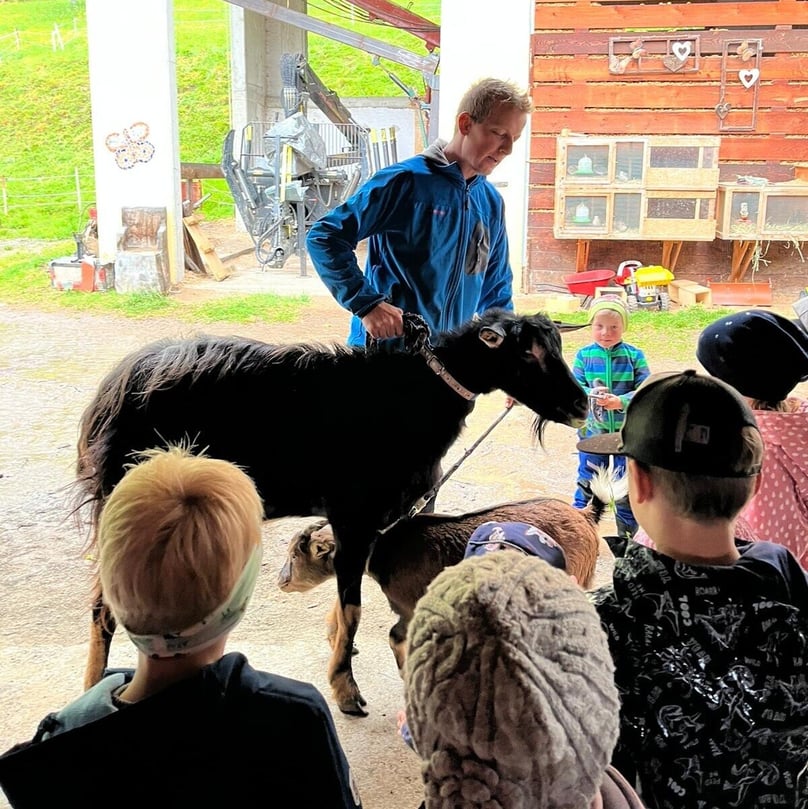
[527,0,808,293]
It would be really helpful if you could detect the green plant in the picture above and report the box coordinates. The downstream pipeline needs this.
[0,245,310,324]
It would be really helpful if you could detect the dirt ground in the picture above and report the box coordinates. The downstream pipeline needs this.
[0,221,801,807]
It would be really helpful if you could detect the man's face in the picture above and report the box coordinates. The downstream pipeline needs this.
[456,102,527,179]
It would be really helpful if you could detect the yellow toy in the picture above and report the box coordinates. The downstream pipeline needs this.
[616,260,675,311]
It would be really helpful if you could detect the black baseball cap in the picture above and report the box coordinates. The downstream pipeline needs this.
[576,370,762,478]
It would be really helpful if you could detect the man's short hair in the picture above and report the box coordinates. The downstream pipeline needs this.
[457,77,532,123]
[98,446,263,635]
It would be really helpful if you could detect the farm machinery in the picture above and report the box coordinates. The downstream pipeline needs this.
[222,115,367,271]
[221,54,373,271]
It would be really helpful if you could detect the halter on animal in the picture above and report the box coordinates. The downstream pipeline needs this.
[398,313,477,401]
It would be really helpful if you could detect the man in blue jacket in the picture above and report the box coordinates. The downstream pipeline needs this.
[307,77,532,347]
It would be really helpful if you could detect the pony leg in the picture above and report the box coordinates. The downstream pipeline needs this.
[389,615,409,674]
[328,543,367,716]
[325,600,359,656]
[83,584,116,689]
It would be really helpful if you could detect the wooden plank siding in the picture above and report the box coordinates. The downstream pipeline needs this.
[526,0,808,293]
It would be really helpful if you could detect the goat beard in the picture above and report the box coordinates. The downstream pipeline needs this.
[531,415,549,447]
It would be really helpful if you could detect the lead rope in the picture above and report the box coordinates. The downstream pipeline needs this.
[376,400,514,538]
[366,312,508,541]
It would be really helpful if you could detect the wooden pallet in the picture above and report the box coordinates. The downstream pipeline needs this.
[182,215,231,281]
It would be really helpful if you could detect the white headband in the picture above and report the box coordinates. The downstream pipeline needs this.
[126,544,262,658]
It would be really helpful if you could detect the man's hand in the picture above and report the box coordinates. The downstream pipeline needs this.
[362,302,404,340]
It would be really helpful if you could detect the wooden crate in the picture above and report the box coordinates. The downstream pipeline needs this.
[716,181,808,241]
[642,191,717,240]
[555,189,716,240]
[556,136,646,185]
[594,285,628,302]
[533,293,581,313]
[669,279,712,307]
[644,136,720,191]
[554,134,721,241]
[556,134,720,190]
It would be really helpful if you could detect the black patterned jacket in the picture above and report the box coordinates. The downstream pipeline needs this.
[593,540,808,809]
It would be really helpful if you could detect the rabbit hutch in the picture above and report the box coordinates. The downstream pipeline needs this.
[526,0,808,301]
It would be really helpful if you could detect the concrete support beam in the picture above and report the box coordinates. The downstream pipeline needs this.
[439,0,534,292]
[86,0,183,284]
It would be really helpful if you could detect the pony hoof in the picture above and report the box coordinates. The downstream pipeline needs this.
[334,679,368,716]
[338,696,369,717]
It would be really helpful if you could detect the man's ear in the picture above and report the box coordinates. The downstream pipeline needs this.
[457,111,473,136]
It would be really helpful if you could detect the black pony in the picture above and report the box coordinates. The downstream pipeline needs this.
[76,310,587,715]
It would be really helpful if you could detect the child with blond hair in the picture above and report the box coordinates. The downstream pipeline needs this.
[0,447,361,809]
[572,296,650,538]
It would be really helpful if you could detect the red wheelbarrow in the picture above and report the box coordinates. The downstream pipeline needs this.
[563,269,616,305]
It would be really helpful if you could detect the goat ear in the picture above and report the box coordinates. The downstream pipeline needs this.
[312,539,335,559]
[553,320,588,332]
[479,324,506,348]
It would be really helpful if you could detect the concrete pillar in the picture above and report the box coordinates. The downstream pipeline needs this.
[86,0,183,284]
[438,0,534,292]
[228,2,307,139]
[229,6,268,142]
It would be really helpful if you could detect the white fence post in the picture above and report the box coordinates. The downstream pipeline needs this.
[74,167,82,214]
[51,24,64,51]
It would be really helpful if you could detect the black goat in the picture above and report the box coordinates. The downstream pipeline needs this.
[76,309,587,715]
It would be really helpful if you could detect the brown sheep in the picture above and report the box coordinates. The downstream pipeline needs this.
[278,492,615,671]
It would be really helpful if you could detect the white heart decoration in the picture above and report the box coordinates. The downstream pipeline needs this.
[739,68,760,89]
[672,41,691,61]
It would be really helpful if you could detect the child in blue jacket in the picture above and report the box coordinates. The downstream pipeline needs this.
[572,296,649,537]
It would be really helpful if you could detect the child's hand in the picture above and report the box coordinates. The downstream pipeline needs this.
[599,393,623,410]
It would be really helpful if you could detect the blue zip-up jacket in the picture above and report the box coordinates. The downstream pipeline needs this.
[573,341,650,437]
[306,140,514,346]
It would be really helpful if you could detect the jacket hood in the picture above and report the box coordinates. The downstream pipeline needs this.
[421,138,449,165]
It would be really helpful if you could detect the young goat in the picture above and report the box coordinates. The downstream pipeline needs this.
[279,484,620,671]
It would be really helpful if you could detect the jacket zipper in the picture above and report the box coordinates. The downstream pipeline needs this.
[443,183,470,332]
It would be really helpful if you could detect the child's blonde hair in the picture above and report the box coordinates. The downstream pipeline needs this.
[98,446,263,635]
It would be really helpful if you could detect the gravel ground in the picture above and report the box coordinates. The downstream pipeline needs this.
[1,253,616,809]
[5,222,805,806]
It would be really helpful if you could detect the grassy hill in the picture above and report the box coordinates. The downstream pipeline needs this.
[0,0,440,241]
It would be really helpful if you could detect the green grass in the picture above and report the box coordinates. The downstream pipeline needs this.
[531,305,739,365]
[0,244,309,323]
[0,0,440,241]
[307,1,441,97]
